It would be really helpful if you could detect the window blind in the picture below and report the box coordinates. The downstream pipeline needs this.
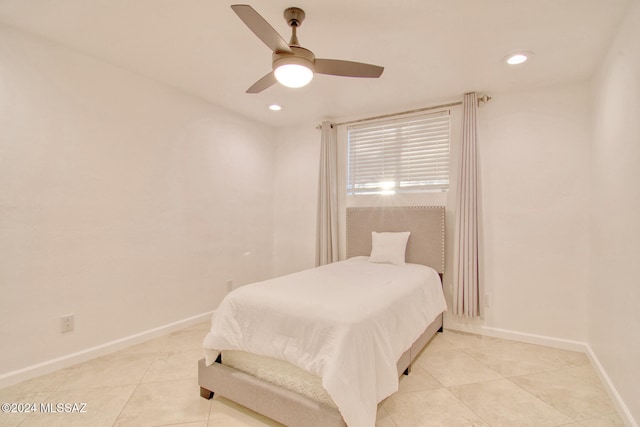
[347,110,451,195]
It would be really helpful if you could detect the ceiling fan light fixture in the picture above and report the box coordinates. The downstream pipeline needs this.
[273,50,315,88]
[274,63,313,88]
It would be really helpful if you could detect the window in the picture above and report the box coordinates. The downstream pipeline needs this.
[347,110,451,195]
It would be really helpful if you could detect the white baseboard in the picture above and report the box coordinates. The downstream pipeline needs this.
[479,325,589,352]
[444,322,588,352]
[585,345,638,427]
[0,311,214,389]
[445,325,637,427]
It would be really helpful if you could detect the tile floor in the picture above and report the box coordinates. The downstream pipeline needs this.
[0,323,624,427]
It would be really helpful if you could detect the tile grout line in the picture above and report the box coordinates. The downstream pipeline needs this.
[506,371,578,424]
[443,384,494,426]
[507,367,621,424]
[112,349,166,425]
[426,331,601,426]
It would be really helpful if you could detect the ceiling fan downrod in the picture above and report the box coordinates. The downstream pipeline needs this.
[284,7,305,47]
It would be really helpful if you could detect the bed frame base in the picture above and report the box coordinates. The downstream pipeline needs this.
[198,314,442,427]
[198,358,345,427]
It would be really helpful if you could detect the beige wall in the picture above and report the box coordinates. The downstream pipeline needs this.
[590,0,640,422]
[448,83,592,342]
[272,124,320,276]
[0,24,275,379]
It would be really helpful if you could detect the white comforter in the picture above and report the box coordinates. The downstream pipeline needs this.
[203,257,447,427]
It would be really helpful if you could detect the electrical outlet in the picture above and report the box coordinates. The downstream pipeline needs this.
[226,280,233,293]
[60,314,74,333]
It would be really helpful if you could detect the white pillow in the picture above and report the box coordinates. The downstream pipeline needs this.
[369,231,411,266]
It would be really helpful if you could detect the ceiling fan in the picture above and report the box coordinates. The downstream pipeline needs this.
[231,4,384,93]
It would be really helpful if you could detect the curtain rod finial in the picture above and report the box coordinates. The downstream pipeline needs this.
[478,95,492,105]
[316,123,334,130]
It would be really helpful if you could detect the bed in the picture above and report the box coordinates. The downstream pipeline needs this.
[198,206,447,427]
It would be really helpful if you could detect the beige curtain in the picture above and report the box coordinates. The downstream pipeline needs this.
[316,121,338,266]
[453,92,480,317]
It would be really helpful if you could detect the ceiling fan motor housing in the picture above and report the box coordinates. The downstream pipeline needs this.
[272,46,316,73]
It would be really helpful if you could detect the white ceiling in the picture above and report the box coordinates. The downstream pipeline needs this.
[0,0,631,127]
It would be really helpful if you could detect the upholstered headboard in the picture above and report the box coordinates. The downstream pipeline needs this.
[346,206,446,273]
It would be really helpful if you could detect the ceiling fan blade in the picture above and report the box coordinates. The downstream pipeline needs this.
[315,59,384,78]
[231,4,292,54]
[246,72,277,93]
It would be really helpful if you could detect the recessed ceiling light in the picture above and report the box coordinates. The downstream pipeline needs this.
[268,104,283,111]
[505,51,534,65]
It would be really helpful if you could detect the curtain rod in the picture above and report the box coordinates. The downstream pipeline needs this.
[315,95,491,129]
